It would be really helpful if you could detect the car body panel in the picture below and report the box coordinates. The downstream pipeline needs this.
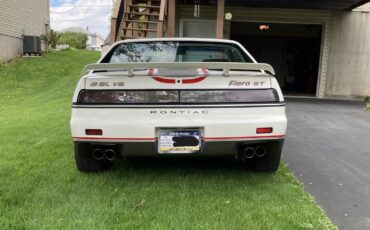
[71,106,286,142]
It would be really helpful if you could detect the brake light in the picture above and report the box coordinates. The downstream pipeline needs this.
[78,90,179,104]
[256,127,273,134]
[180,89,279,103]
[77,89,279,104]
[86,129,103,135]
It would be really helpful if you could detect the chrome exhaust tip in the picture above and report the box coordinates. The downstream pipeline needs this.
[92,149,105,161]
[243,147,256,159]
[255,146,266,158]
[104,149,116,161]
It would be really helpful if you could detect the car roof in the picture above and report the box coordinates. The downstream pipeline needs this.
[112,37,241,46]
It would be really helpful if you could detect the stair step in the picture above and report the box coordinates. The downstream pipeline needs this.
[129,5,160,9]
[128,12,159,17]
[121,36,142,39]
[125,20,159,24]
[123,28,157,32]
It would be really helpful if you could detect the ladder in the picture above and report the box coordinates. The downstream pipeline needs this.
[117,0,167,40]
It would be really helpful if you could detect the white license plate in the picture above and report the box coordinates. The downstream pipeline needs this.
[158,130,201,154]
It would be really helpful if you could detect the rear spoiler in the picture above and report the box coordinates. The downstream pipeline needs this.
[81,62,275,77]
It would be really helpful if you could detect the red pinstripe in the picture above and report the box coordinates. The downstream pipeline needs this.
[73,135,285,141]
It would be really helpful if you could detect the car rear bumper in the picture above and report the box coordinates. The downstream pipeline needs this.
[73,138,285,158]
[71,105,287,156]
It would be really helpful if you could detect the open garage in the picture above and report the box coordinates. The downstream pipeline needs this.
[231,22,322,96]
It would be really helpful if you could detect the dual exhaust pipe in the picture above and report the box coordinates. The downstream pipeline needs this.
[93,149,116,161]
[94,146,264,161]
[242,146,266,159]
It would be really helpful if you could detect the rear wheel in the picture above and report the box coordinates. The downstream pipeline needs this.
[246,141,284,172]
[74,142,112,173]
[249,150,281,172]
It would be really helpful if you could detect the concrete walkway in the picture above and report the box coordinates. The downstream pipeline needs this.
[283,98,370,230]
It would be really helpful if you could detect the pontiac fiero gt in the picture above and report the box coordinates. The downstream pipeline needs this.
[70,38,287,172]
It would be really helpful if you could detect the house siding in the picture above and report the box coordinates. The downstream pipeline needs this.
[325,10,370,99]
[0,0,49,61]
[0,35,22,61]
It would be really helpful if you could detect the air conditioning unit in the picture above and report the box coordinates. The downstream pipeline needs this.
[23,36,41,56]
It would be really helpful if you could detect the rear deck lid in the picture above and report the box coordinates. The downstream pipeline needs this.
[83,62,273,90]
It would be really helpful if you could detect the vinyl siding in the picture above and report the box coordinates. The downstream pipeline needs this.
[0,0,49,38]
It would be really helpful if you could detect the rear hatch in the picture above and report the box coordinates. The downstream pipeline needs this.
[80,69,278,106]
[77,62,279,105]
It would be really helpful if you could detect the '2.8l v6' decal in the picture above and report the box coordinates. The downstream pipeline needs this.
[90,82,125,87]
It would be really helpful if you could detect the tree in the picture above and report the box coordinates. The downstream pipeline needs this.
[365,96,370,112]
[58,32,88,49]
[41,30,61,49]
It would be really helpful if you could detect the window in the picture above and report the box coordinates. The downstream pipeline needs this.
[102,41,253,63]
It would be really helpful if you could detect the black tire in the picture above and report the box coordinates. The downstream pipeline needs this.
[74,142,112,173]
[247,141,284,172]
[249,150,281,172]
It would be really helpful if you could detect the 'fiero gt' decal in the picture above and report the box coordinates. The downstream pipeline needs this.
[148,68,208,84]
[228,80,266,87]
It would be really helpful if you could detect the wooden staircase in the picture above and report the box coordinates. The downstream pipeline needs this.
[117,0,167,40]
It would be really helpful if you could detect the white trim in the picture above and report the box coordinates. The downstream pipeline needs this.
[317,21,331,98]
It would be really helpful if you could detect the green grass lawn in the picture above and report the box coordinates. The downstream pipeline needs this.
[0,51,336,229]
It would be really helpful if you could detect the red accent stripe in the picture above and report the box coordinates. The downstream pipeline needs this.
[73,137,158,141]
[203,135,285,141]
[152,77,176,84]
[73,135,285,142]
[182,76,206,84]
[149,68,208,84]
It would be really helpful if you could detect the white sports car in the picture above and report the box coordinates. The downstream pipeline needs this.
[70,38,287,172]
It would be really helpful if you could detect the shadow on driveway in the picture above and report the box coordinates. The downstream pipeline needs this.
[284,98,370,230]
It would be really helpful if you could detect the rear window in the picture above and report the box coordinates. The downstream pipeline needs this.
[102,41,253,63]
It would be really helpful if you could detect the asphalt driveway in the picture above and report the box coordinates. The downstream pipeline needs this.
[283,98,370,230]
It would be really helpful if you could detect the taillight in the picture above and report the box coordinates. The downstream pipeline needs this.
[180,89,279,103]
[86,129,103,135]
[78,90,179,104]
[77,89,279,104]
[256,127,273,134]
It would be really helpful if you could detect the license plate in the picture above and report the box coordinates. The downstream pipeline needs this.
[158,130,201,154]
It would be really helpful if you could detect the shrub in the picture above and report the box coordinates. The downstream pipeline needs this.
[365,96,370,112]
[41,30,60,49]
[58,32,88,49]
